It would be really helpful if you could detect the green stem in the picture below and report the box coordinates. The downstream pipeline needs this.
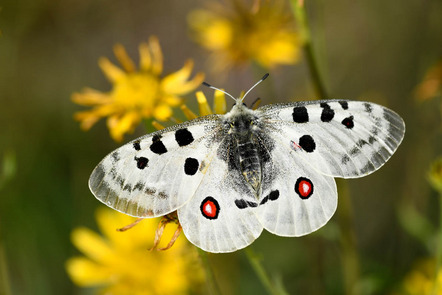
[304,41,328,99]
[290,0,327,99]
[291,1,361,294]
[336,179,360,295]
[197,249,221,295]
[244,247,288,295]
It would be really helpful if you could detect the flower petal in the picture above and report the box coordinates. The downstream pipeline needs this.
[153,104,173,121]
[196,91,213,116]
[73,103,120,131]
[113,43,136,73]
[95,207,135,250]
[254,34,300,67]
[99,57,126,83]
[107,111,140,142]
[161,60,205,95]
[71,88,112,106]
[139,42,152,72]
[213,89,226,114]
[66,257,111,286]
[149,36,163,75]
[163,94,182,107]
[73,111,100,130]
[180,105,198,120]
[71,227,114,262]
[152,121,165,130]
[188,10,233,50]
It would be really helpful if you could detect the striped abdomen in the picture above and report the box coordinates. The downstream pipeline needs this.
[236,136,261,193]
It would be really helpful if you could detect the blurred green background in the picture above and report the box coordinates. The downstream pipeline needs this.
[0,0,441,294]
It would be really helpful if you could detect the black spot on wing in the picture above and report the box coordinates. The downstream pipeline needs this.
[235,199,258,209]
[235,199,248,209]
[292,106,309,123]
[339,101,349,110]
[320,103,335,122]
[364,103,373,113]
[357,139,368,148]
[134,156,148,169]
[134,182,144,191]
[184,157,199,175]
[341,154,350,165]
[175,128,194,147]
[269,190,280,200]
[260,190,280,205]
[299,135,316,153]
[349,147,360,156]
[348,139,368,156]
[145,187,156,195]
[150,134,167,154]
[370,126,380,136]
[109,167,117,179]
[123,183,132,192]
[133,141,141,151]
[158,192,168,199]
[341,116,354,129]
[112,152,120,162]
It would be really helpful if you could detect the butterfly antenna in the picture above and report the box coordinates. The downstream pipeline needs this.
[241,73,269,102]
[202,82,237,102]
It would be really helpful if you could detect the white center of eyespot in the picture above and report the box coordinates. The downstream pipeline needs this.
[204,204,213,214]
[302,183,310,193]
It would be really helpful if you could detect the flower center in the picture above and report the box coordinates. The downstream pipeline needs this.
[112,73,160,113]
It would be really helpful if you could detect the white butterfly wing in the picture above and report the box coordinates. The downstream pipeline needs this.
[89,116,223,218]
[258,100,405,178]
[88,98,405,253]
[256,134,337,236]
[178,145,263,253]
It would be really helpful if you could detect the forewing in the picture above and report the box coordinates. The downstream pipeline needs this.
[88,115,223,218]
[177,145,263,253]
[258,100,405,178]
[256,133,337,236]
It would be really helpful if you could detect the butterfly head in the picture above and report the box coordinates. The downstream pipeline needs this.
[223,102,259,136]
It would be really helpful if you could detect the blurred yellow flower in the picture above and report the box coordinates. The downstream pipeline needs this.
[66,207,204,295]
[188,0,301,71]
[72,36,205,142]
[397,259,442,295]
[186,89,227,118]
[429,157,442,194]
[151,89,227,131]
[415,60,442,102]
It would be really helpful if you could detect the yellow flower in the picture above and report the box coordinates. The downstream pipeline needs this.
[72,36,205,142]
[188,0,301,71]
[66,207,204,295]
[397,259,442,295]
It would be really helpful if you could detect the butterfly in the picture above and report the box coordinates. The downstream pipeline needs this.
[88,74,405,253]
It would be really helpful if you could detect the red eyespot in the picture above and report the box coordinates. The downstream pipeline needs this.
[200,197,220,219]
[295,177,314,199]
